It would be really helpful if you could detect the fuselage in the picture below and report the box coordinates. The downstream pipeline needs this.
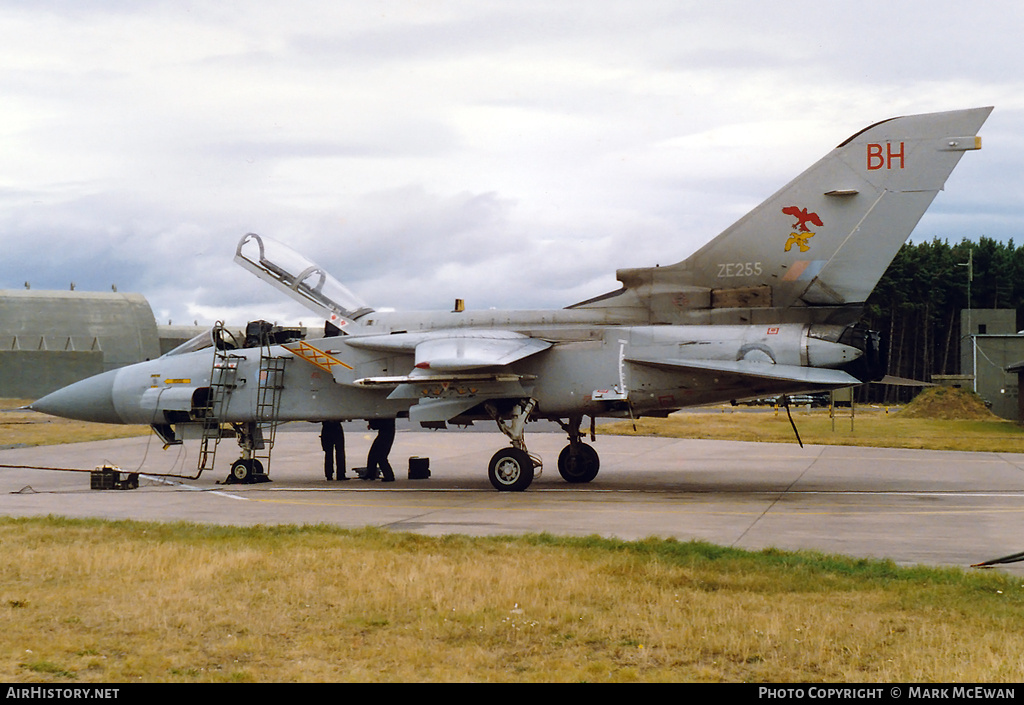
[31,310,866,430]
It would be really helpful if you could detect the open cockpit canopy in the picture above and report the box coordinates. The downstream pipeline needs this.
[235,233,373,331]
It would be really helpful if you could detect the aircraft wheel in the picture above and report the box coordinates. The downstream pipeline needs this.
[250,458,271,483]
[557,443,600,483]
[229,458,254,484]
[488,448,535,492]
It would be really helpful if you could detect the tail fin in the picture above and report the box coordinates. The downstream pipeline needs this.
[575,107,992,323]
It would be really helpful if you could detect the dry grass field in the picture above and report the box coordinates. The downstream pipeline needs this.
[3,518,1024,683]
[599,390,1024,454]
[1,400,148,448]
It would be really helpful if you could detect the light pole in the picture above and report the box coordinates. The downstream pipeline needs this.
[958,248,975,391]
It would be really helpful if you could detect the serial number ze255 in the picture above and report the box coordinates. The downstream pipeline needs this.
[717,261,762,278]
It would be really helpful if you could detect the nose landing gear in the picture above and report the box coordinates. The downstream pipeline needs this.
[223,423,271,484]
[226,457,268,484]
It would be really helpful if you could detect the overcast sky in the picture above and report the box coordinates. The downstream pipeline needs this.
[1,1,1021,327]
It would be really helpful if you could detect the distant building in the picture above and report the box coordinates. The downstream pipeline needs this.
[157,325,212,356]
[0,289,205,399]
[1004,360,1024,423]
[958,309,1024,421]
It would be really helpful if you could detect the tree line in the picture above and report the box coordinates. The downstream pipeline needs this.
[861,236,1023,402]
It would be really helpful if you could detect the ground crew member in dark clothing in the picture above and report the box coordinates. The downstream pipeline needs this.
[366,418,396,483]
[320,420,346,480]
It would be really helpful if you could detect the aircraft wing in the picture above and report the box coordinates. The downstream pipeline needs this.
[347,330,551,423]
[627,356,860,388]
[346,329,552,371]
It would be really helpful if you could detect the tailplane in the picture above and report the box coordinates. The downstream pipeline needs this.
[573,107,992,324]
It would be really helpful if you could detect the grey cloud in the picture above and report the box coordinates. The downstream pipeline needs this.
[2,1,1021,328]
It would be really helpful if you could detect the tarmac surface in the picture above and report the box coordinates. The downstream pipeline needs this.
[3,422,1024,575]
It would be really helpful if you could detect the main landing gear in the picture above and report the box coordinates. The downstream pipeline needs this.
[487,399,541,492]
[556,416,600,484]
[486,402,601,492]
[488,447,536,492]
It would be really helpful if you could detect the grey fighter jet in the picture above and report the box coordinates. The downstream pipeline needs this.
[30,107,992,491]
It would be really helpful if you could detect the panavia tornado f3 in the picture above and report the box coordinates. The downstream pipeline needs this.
[30,107,992,491]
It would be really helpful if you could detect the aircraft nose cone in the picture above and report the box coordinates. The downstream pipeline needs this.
[29,369,124,424]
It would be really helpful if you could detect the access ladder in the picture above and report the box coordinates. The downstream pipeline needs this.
[196,330,244,475]
[250,351,288,475]
[195,323,289,479]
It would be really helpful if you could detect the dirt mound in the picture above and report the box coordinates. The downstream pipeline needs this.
[899,386,1000,420]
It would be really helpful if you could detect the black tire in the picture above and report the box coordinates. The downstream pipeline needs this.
[229,458,253,484]
[488,448,535,492]
[557,443,600,483]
